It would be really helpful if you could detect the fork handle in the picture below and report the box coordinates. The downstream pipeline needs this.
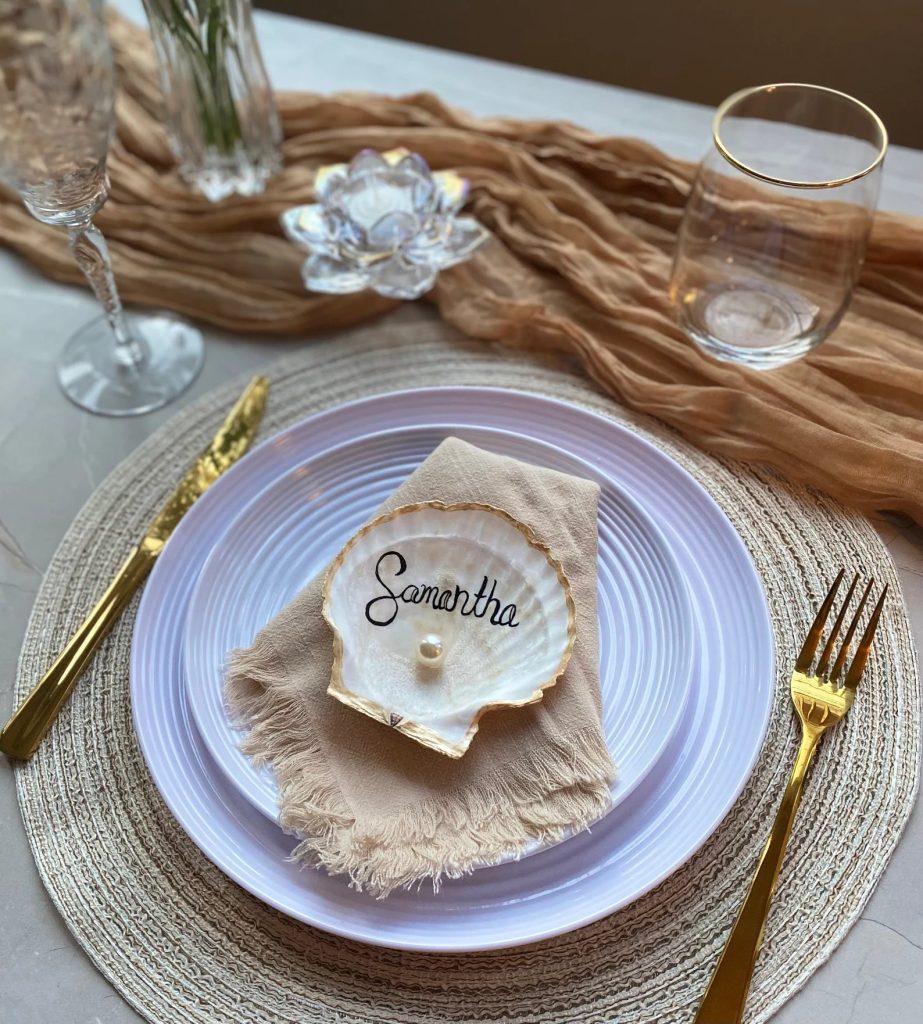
[0,544,155,761]
[694,726,821,1024]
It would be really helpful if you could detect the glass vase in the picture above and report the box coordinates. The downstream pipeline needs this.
[142,0,282,202]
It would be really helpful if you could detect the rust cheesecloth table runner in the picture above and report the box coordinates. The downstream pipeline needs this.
[1,13,922,521]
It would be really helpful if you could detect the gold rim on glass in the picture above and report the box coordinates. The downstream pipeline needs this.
[712,83,888,190]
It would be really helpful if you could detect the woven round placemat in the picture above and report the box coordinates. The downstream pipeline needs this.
[14,311,920,1024]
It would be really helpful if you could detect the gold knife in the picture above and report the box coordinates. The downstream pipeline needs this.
[0,375,270,761]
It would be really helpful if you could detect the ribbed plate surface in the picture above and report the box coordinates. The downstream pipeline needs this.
[183,426,694,834]
[131,387,773,952]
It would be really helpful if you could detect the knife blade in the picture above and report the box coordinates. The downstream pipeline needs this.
[0,374,269,761]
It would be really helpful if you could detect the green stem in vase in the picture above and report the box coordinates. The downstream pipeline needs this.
[148,0,244,156]
[203,2,240,151]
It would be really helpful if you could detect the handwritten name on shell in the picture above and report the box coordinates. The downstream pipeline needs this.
[365,550,520,628]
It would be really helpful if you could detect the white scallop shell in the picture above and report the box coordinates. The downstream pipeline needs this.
[322,501,576,757]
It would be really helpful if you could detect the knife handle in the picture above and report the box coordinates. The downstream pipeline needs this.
[0,543,157,761]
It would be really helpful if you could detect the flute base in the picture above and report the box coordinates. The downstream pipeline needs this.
[57,312,204,416]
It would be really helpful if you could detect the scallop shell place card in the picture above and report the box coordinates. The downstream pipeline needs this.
[322,501,576,757]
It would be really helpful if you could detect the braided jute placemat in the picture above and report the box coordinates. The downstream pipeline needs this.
[13,313,920,1024]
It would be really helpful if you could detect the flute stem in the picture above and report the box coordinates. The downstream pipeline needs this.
[68,221,143,369]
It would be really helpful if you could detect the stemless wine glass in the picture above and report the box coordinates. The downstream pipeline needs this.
[670,84,887,369]
[0,0,204,415]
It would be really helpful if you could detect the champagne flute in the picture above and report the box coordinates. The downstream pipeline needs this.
[0,0,204,415]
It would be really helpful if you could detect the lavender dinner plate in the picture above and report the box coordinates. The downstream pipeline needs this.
[131,387,773,952]
[183,426,695,832]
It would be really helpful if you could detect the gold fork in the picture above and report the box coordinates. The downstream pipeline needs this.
[694,569,888,1024]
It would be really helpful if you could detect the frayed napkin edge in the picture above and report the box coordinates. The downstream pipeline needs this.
[226,633,615,898]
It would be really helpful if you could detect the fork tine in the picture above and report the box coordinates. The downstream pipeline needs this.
[830,578,874,684]
[816,573,859,678]
[844,584,888,691]
[795,569,845,673]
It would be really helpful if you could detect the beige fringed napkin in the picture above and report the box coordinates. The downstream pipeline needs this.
[225,437,615,895]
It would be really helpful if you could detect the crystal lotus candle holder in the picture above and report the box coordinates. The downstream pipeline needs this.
[280,148,489,300]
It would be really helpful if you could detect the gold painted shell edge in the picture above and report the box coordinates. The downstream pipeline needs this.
[321,500,578,758]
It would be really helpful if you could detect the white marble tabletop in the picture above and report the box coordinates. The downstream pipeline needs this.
[1,4,921,1022]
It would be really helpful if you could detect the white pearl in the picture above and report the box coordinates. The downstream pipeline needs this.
[417,634,445,668]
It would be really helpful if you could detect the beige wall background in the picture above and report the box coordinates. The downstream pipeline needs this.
[258,0,923,149]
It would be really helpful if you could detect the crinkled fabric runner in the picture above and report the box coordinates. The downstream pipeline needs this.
[0,14,922,522]
[13,311,920,1024]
